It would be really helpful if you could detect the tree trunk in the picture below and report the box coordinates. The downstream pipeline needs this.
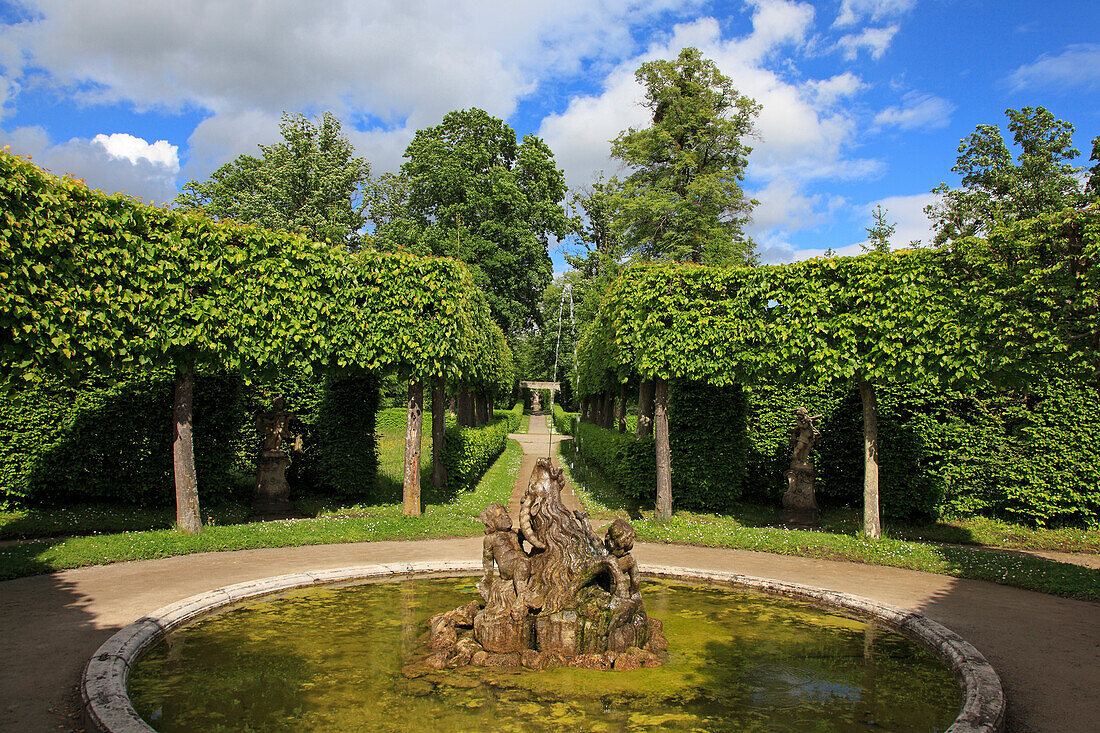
[432,375,446,490]
[457,385,472,427]
[604,391,614,429]
[580,396,587,423]
[654,377,672,521]
[617,382,627,433]
[476,391,489,425]
[859,379,881,539]
[173,361,202,534]
[637,378,654,437]
[403,378,423,517]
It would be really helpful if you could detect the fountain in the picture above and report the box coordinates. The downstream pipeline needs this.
[404,458,667,674]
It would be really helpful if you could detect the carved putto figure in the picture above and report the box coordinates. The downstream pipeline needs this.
[789,406,822,467]
[477,503,532,621]
[407,458,667,674]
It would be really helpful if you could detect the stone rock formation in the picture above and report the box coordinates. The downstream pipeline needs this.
[404,458,667,674]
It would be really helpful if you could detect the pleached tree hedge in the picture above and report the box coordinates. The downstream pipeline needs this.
[576,211,1098,531]
[1,151,510,527]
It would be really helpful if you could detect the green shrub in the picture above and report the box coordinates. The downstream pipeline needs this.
[552,404,577,436]
[573,421,656,503]
[442,403,521,492]
[743,374,1100,526]
[667,379,749,511]
[0,368,379,509]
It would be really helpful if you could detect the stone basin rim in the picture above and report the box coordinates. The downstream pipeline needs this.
[82,560,1005,733]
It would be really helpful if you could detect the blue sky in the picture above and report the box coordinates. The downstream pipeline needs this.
[1,0,1097,269]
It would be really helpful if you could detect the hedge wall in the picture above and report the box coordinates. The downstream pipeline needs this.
[0,368,379,509]
[742,372,1100,526]
[552,404,576,436]
[441,403,522,492]
[572,421,655,503]
[570,373,1099,526]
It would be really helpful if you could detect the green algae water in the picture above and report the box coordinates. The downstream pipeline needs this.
[129,577,960,732]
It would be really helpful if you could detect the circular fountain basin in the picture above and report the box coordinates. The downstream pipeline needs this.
[82,561,1004,733]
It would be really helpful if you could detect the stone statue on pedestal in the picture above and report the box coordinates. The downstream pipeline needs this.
[781,406,822,526]
[531,391,542,412]
[253,396,299,517]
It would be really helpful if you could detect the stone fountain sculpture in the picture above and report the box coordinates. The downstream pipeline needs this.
[406,457,667,674]
[780,406,822,526]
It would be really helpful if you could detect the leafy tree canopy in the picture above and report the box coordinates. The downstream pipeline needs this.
[927,106,1099,246]
[610,47,760,266]
[175,111,370,248]
[367,108,569,336]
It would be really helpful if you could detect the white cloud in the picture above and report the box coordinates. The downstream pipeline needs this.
[93,132,179,169]
[2,0,706,172]
[748,176,822,233]
[1006,44,1100,93]
[540,4,880,191]
[852,192,935,249]
[756,192,934,264]
[836,25,898,60]
[805,71,866,106]
[873,92,955,131]
[0,125,181,203]
[0,74,19,119]
[833,0,915,28]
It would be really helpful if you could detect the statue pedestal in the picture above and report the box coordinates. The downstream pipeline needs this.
[781,460,819,526]
[253,449,293,516]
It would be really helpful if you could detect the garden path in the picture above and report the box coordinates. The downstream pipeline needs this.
[505,411,579,522]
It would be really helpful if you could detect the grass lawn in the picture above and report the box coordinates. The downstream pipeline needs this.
[0,438,522,581]
[559,440,1100,602]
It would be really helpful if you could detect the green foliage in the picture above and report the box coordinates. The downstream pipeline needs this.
[369,108,569,334]
[552,404,576,436]
[610,47,760,266]
[927,107,1093,246]
[577,219,1098,525]
[296,372,379,497]
[0,150,503,385]
[441,403,522,492]
[666,380,749,511]
[175,111,370,247]
[0,368,380,509]
[742,373,1100,526]
[0,370,250,508]
[573,421,656,504]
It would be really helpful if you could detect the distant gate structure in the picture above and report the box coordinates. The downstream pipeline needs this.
[518,381,560,392]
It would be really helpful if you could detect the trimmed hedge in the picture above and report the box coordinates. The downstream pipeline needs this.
[745,372,1100,526]
[573,421,655,503]
[667,379,748,511]
[552,404,577,436]
[442,403,522,492]
[0,369,379,509]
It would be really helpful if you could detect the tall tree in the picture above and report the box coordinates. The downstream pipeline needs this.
[862,204,896,254]
[610,47,761,266]
[369,108,569,335]
[926,107,1090,246]
[176,111,370,248]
